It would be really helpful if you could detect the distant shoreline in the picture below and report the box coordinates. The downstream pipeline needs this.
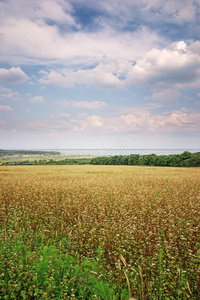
[1,148,199,156]
[0,149,61,156]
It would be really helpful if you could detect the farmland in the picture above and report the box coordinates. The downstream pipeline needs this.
[0,165,200,299]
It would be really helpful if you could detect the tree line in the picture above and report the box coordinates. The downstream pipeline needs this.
[90,151,200,167]
[1,151,200,167]
[0,149,61,156]
[2,158,91,166]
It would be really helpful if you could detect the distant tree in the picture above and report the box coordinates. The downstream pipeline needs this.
[148,154,157,166]
[128,154,140,165]
[180,151,192,160]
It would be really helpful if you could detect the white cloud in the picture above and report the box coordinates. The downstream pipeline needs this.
[0,120,5,124]
[71,115,104,131]
[197,93,200,97]
[62,108,200,134]
[0,0,197,69]
[0,67,28,84]
[36,0,76,25]
[67,106,200,134]
[0,104,13,111]
[149,112,200,131]
[0,87,19,100]
[0,0,76,26]
[73,101,108,109]
[110,109,200,133]
[10,104,200,137]
[1,9,163,67]
[59,113,71,117]
[87,115,103,127]
[61,100,108,109]
[39,62,125,89]
[28,119,49,129]
[127,41,200,89]
[38,40,200,90]
[151,89,181,101]
[142,0,198,23]
[29,96,44,102]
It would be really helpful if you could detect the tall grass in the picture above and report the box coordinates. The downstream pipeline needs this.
[0,165,200,299]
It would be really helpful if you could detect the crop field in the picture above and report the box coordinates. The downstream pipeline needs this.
[0,165,200,299]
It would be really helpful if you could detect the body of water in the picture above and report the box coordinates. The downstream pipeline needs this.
[41,149,200,156]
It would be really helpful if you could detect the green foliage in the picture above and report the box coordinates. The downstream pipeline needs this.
[0,239,115,299]
[2,158,92,166]
[91,151,200,167]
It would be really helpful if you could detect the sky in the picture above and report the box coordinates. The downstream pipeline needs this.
[0,0,200,150]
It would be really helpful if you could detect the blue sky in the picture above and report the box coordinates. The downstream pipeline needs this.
[0,0,200,149]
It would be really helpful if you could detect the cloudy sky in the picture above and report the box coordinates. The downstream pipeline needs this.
[0,0,200,150]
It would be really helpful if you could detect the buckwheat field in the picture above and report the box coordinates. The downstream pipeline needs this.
[0,165,199,299]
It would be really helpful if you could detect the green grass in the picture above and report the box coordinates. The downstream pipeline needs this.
[0,239,118,299]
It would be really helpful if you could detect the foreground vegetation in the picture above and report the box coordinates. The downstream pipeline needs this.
[0,165,200,299]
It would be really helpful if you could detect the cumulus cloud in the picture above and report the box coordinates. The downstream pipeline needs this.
[24,101,197,136]
[0,0,162,65]
[112,110,200,133]
[149,112,200,131]
[38,40,200,91]
[0,0,76,26]
[0,0,198,69]
[59,113,71,117]
[65,105,200,134]
[142,0,198,23]
[29,96,44,102]
[61,108,200,133]
[0,67,28,84]
[0,104,13,111]
[73,101,108,109]
[1,7,162,67]
[11,104,200,137]
[35,0,76,25]
[39,62,125,89]
[60,100,108,109]
[71,115,104,131]
[0,87,19,100]
[127,41,200,89]
[151,89,181,101]
[28,119,49,129]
